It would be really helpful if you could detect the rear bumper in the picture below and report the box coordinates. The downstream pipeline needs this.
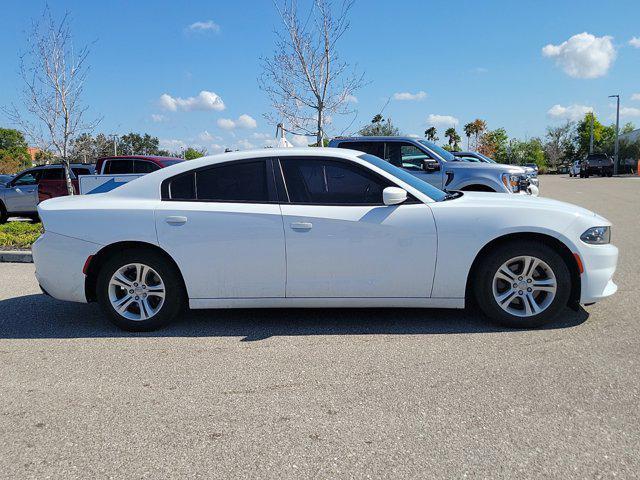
[32,231,101,303]
[579,243,618,304]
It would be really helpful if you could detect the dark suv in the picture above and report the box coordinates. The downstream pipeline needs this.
[580,153,613,178]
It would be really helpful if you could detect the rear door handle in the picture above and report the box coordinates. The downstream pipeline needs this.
[290,222,312,231]
[165,215,187,226]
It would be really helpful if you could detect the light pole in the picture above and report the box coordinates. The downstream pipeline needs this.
[109,134,119,156]
[609,94,620,175]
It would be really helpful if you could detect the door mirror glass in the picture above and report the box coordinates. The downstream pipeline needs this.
[422,159,440,172]
[382,186,407,206]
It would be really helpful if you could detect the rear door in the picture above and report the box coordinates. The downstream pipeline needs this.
[4,170,42,213]
[385,141,443,188]
[278,156,437,298]
[155,158,286,299]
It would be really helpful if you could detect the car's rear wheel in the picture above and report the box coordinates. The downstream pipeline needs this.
[474,241,571,328]
[96,249,186,331]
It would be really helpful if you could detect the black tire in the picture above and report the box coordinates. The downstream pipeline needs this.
[96,248,186,331]
[473,241,571,329]
[0,202,7,224]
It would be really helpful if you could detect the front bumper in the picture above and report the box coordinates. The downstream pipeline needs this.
[32,231,101,303]
[578,243,618,304]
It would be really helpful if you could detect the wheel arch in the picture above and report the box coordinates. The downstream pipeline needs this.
[85,241,187,302]
[464,232,581,309]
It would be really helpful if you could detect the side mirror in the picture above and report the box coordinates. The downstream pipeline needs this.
[383,186,407,206]
[422,159,440,172]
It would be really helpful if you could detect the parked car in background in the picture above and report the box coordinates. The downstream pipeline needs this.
[94,155,184,175]
[1,164,93,223]
[328,137,536,195]
[38,164,95,203]
[580,153,613,178]
[569,160,581,177]
[0,174,14,184]
[33,148,617,332]
[452,151,539,188]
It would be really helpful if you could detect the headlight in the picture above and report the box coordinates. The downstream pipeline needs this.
[580,226,611,244]
[502,173,526,192]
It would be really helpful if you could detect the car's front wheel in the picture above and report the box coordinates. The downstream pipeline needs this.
[474,241,571,328]
[96,249,186,331]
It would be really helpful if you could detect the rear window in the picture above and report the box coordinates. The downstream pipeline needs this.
[40,168,64,180]
[103,159,134,174]
[134,160,160,174]
[163,160,269,202]
[72,167,91,177]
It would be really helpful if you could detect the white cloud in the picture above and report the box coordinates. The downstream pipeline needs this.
[217,114,258,130]
[235,139,256,150]
[542,32,616,78]
[426,114,459,128]
[187,20,220,33]
[473,67,488,74]
[159,90,225,112]
[629,37,640,48]
[159,139,186,151]
[631,93,640,101]
[216,118,236,130]
[620,107,640,117]
[252,132,272,140]
[151,114,167,123]
[344,94,358,103]
[198,130,222,142]
[547,104,594,121]
[406,133,421,138]
[393,91,427,101]
[290,135,310,147]
[236,114,257,129]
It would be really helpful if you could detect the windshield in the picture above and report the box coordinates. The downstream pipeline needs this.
[358,154,448,202]
[417,140,455,162]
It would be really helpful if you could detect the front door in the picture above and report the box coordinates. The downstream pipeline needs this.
[155,159,286,299]
[4,171,41,213]
[278,157,437,298]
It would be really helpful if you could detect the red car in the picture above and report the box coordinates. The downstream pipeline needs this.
[38,155,184,203]
[94,155,184,175]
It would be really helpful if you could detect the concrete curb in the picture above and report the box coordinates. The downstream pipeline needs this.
[0,250,33,263]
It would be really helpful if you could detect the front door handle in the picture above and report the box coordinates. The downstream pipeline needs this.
[165,215,187,226]
[290,222,312,231]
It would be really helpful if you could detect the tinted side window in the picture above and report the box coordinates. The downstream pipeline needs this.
[196,161,268,202]
[13,171,41,186]
[72,167,91,177]
[168,173,196,200]
[41,168,64,180]
[104,159,134,174]
[134,160,160,174]
[280,158,390,205]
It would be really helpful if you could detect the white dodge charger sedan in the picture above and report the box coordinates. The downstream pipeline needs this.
[33,148,618,331]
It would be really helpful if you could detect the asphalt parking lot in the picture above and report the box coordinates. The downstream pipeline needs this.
[0,175,638,479]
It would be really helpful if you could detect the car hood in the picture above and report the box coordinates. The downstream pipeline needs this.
[453,191,605,221]
[446,161,526,174]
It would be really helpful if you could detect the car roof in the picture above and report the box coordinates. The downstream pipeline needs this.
[96,155,183,162]
[332,136,420,142]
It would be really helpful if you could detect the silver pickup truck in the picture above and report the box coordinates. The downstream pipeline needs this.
[328,137,538,195]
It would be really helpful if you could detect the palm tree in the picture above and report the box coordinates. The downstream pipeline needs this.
[472,119,487,150]
[424,126,438,142]
[463,122,475,150]
[444,127,461,150]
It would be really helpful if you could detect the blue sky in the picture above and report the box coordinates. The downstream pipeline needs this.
[1,0,639,153]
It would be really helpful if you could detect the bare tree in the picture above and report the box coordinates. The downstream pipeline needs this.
[4,8,99,194]
[260,0,364,146]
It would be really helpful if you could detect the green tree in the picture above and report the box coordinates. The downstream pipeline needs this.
[424,126,438,142]
[576,113,617,157]
[463,122,474,150]
[117,133,163,156]
[358,115,400,136]
[0,128,31,173]
[479,128,508,161]
[543,122,575,169]
[444,127,461,150]
[184,147,207,160]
